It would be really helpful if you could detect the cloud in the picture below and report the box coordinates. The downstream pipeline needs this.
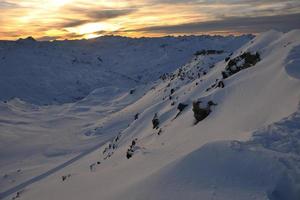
[135,13,300,34]
[36,8,137,30]
[86,8,136,20]
[61,6,137,27]
[0,0,299,40]
[0,1,19,9]
[58,19,90,28]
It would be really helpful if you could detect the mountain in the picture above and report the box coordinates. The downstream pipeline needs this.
[1,30,300,200]
[0,34,251,194]
[0,35,251,105]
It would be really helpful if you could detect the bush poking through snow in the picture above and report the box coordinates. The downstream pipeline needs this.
[194,49,224,56]
[170,88,175,95]
[192,100,217,124]
[177,103,188,112]
[174,103,189,119]
[61,174,71,181]
[129,89,136,94]
[192,101,210,124]
[207,100,218,106]
[152,113,160,129]
[126,149,134,159]
[222,52,261,79]
[126,139,138,159]
[217,80,225,88]
[157,128,162,135]
[134,113,139,120]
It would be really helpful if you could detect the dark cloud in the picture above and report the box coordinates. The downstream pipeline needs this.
[0,1,19,9]
[37,32,86,41]
[148,0,297,5]
[59,19,90,28]
[62,7,137,27]
[85,9,136,20]
[39,8,137,29]
[135,13,300,34]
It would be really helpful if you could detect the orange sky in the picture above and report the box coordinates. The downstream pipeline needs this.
[0,0,299,40]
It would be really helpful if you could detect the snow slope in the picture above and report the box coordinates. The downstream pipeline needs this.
[0,35,251,193]
[1,30,300,200]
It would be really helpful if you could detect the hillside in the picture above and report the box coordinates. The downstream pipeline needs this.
[0,35,251,194]
[1,30,300,200]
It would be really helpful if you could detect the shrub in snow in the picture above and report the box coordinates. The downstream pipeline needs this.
[222,71,228,79]
[89,163,96,171]
[217,80,225,88]
[134,113,139,120]
[207,100,218,106]
[192,101,210,124]
[192,100,217,124]
[129,89,136,94]
[222,52,261,79]
[157,128,162,135]
[170,88,175,95]
[131,139,136,148]
[126,139,138,159]
[177,103,188,112]
[174,103,189,119]
[152,113,160,129]
[61,174,71,181]
[126,149,134,159]
[194,49,224,56]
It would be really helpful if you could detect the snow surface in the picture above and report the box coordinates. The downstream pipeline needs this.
[1,30,300,200]
[0,35,251,194]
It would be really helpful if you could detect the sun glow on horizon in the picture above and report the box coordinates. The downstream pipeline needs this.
[66,22,120,35]
[0,0,299,40]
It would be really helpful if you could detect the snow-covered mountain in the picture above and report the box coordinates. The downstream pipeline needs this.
[0,34,252,195]
[1,30,300,200]
[0,35,251,105]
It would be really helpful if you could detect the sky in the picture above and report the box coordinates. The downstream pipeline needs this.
[0,0,300,40]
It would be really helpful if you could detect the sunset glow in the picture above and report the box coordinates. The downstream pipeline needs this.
[0,0,299,40]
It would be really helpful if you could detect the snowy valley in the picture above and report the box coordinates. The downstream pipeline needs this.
[0,30,300,200]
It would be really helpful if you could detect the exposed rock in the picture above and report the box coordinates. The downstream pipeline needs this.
[177,103,188,112]
[152,113,160,129]
[194,49,224,56]
[223,52,261,79]
[134,113,139,120]
[130,89,136,94]
[192,101,210,124]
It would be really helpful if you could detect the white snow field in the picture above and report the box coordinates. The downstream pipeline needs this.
[0,35,251,195]
[1,30,300,200]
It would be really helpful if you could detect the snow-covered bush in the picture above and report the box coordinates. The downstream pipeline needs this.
[222,52,260,79]
[192,101,210,124]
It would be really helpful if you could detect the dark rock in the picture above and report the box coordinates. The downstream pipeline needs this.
[217,81,225,88]
[134,113,139,120]
[177,103,188,112]
[192,101,210,124]
[152,113,160,129]
[130,89,136,94]
[170,88,175,95]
